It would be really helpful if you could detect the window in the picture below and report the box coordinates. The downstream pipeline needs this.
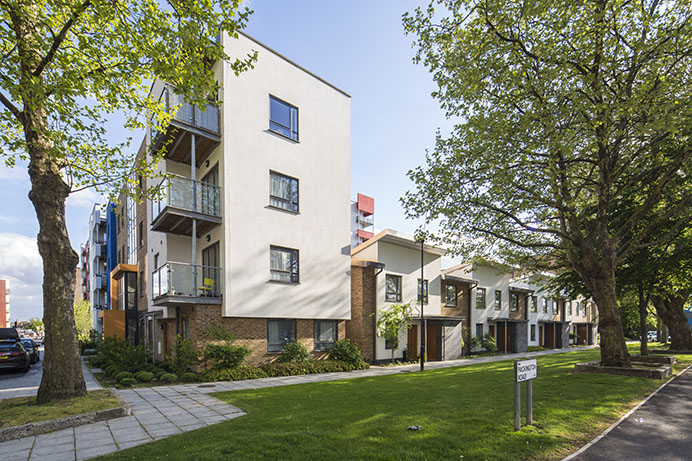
[270,246,299,283]
[269,95,298,141]
[552,299,559,315]
[154,253,159,269]
[542,298,548,313]
[385,337,399,350]
[494,290,502,310]
[138,221,144,248]
[582,301,587,316]
[475,323,484,339]
[476,288,486,309]
[269,171,299,213]
[139,271,144,297]
[567,301,572,315]
[314,320,337,351]
[418,279,428,304]
[530,296,537,312]
[510,293,519,311]
[268,319,296,353]
[385,274,402,302]
[181,317,190,340]
[445,284,457,307]
[530,324,536,341]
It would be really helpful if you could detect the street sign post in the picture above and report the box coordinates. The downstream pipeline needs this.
[514,358,537,430]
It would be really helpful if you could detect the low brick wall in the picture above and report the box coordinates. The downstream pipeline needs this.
[0,389,130,443]
[573,361,672,379]
[650,349,692,355]
[630,355,677,365]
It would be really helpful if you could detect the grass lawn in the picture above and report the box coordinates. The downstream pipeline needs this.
[99,346,692,461]
[0,390,120,428]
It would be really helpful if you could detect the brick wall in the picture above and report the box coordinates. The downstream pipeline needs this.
[346,265,376,362]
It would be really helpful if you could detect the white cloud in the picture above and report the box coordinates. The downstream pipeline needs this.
[0,215,19,225]
[0,233,44,321]
[0,164,29,185]
[66,187,106,210]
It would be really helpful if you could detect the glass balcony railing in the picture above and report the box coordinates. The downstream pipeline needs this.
[151,262,222,300]
[152,175,221,221]
[151,85,220,139]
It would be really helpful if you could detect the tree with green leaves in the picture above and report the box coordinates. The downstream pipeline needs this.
[73,299,91,341]
[0,0,254,402]
[375,302,413,364]
[403,0,692,367]
[25,317,44,333]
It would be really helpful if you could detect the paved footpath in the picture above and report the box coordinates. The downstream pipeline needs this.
[569,365,692,461]
[1,346,599,460]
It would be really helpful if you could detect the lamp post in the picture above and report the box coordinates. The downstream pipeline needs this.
[419,238,425,372]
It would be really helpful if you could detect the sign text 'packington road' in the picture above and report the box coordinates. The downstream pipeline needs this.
[515,359,537,383]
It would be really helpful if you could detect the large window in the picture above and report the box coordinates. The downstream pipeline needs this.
[530,296,537,312]
[268,319,296,353]
[270,246,299,283]
[542,298,548,313]
[567,301,572,315]
[269,171,299,213]
[552,299,559,315]
[314,320,337,351]
[530,324,536,342]
[510,293,519,311]
[476,287,486,309]
[385,274,402,302]
[475,323,484,339]
[269,95,299,141]
[418,279,429,304]
[494,290,502,310]
[445,284,457,307]
[582,301,587,316]
[181,317,190,340]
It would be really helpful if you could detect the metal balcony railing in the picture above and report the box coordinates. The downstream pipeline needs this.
[152,175,221,221]
[151,85,220,139]
[151,262,222,299]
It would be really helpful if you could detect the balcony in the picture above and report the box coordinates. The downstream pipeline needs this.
[151,175,222,237]
[150,85,221,166]
[151,262,222,306]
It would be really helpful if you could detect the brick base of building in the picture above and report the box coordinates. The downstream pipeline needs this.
[155,306,346,366]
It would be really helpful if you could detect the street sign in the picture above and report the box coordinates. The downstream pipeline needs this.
[515,359,537,383]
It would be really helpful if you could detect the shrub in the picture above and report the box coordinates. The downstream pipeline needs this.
[200,360,369,382]
[180,372,198,383]
[114,371,134,381]
[277,341,311,363]
[135,371,155,382]
[201,366,270,382]
[328,339,365,367]
[169,336,198,374]
[95,336,150,373]
[160,373,178,383]
[120,377,137,387]
[88,356,103,368]
[527,346,544,352]
[104,364,121,377]
[153,369,167,380]
[481,334,498,353]
[203,343,250,370]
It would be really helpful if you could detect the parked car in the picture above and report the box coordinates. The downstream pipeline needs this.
[0,328,20,342]
[20,338,39,364]
[0,340,30,372]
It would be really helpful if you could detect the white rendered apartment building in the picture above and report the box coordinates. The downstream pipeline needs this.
[86,205,108,332]
[142,32,351,364]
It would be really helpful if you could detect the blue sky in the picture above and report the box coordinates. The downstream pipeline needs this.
[0,0,453,321]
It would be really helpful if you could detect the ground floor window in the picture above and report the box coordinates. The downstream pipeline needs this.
[475,323,484,339]
[268,319,296,353]
[314,320,337,351]
[181,317,190,340]
[530,324,536,342]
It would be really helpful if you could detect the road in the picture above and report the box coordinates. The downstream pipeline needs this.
[0,346,44,395]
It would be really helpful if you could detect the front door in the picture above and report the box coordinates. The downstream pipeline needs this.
[497,323,506,352]
[426,324,441,361]
[489,324,495,340]
[578,324,588,345]
[408,324,418,360]
[545,324,555,348]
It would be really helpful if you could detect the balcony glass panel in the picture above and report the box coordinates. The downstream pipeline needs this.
[151,262,222,299]
[151,85,220,139]
[152,175,221,221]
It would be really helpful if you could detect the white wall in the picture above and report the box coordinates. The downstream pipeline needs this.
[465,265,510,336]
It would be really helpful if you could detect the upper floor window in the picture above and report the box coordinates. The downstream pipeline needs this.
[582,301,588,316]
[567,301,572,315]
[269,95,299,141]
[385,274,402,302]
[494,290,502,310]
[542,298,548,313]
[445,284,457,307]
[270,246,299,283]
[476,287,486,309]
[510,293,519,311]
[418,279,429,304]
[552,299,559,315]
[530,296,537,312]
[269,171,299,213]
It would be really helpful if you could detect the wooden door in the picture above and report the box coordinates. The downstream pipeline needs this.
[408,325,418,360]
[577,325,587,345]
[545,324,555,348]
[496,323,506,353]
[507,323,513,353]
[426,324,441,361]
[489,324,495,339]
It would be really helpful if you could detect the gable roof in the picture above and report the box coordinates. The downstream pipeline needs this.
[351,229,447,257]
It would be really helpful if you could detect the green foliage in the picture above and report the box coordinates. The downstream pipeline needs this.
[204,322,235,343]
[374,303,412,355]
[328,339,365,367]
[25,317,44,333]
[201,366,270,382]
[527,346,544,352]
[96,336,149,374]
[135,371,154,383]
[169,336,198,374]
[119,377,137,387]
[203,343,250,370]
[180,372,198,383]
[481,335,498,353]
[277,341,311,364]
[114,371,134,382]
[467,334,482,351]
[159,373,178,383]
[73,300,92,341]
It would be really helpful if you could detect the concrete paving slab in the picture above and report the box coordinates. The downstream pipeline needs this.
[76,443,117,460]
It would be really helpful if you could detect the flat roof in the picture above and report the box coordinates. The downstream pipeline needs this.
[351,229,447,257]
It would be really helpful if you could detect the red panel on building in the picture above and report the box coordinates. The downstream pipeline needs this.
[357,229,374,240]
[357,194,374,216]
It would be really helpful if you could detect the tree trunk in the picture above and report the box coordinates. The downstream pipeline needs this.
[638,282,648,356]
[588,273,631,367]
[25,120,86,403]
[651,291,692,351]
